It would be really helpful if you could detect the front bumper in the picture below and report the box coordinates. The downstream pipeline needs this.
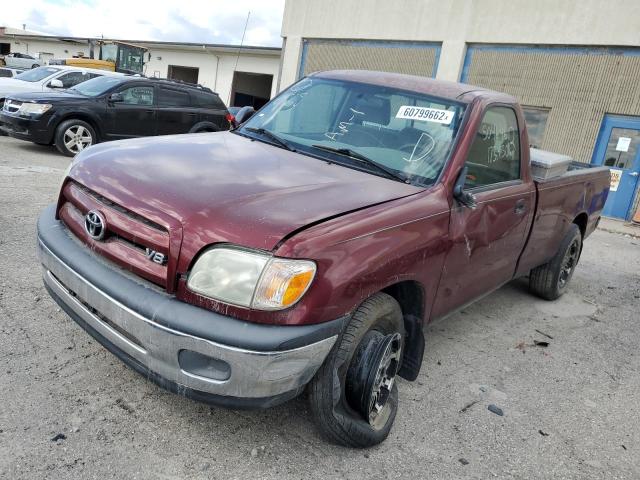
[37,205,343,408]
[0,112,51,144]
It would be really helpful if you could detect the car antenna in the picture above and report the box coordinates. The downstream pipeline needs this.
[229,10,250,105]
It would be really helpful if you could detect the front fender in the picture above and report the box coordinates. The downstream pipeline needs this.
[47,108,105,140]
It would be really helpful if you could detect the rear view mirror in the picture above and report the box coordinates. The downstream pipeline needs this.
[109,92,124,103]
[453,166,477,209]
[234,106,256,125]
[49,79,63,88]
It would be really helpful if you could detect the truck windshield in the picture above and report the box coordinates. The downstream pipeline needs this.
[15,67,60,82]
[69,76,124,96]
[240,77,465,185]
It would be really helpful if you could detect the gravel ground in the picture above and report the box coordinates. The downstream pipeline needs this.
[0,135,639,479]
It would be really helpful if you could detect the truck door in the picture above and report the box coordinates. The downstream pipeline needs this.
[432,106,535,319]
[105,83,156,139]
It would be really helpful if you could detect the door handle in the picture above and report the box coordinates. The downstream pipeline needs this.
[629,172,639,177]
[514,199,527,214]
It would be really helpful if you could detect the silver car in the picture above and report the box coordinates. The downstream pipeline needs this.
[0,67,25,78]
[1,52,40,69]
[0,66,123,107]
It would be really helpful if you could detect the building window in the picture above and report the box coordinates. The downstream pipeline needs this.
[522,106,550,149]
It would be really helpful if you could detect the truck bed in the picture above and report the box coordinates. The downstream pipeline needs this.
[516,163,611,276]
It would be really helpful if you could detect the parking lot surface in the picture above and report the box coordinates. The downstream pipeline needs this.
[0,135,639,479]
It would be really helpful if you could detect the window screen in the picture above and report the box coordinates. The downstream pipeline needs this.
[465,107,521,188]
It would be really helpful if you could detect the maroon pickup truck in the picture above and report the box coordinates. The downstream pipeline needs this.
[37,70,610,447]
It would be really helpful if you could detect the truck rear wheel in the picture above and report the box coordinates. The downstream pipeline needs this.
[308,292,404,447]
[529,224,582,300]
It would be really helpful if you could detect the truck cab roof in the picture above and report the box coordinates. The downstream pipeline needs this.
[312,69,517,104]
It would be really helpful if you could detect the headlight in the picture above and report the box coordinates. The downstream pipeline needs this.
[187,246,316,310]
[19,103,52,116]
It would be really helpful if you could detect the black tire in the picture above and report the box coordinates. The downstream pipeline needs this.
[529,224,582,300]
[31,64,40,69]
[0,99,5,135]
[54,119,96,157]
[308,292,405,448]
[189,122,219,134]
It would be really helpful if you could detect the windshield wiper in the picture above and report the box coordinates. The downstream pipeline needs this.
[311,144,409,184]
[244,127,295,152]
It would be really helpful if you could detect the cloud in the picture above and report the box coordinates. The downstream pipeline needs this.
[2,0,285,46]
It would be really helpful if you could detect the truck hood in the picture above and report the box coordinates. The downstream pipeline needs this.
[69,132,422,251]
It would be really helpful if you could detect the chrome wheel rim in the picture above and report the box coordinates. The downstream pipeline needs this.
[366,333,402,429]
[64,125,92,153]
[559,239,580,288]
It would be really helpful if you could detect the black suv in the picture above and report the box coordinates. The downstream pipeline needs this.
[0,76,232,156]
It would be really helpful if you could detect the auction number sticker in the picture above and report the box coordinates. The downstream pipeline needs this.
[396,106,454,125]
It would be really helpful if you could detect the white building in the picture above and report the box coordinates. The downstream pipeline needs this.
[279,0,640,221]
[0,26,281,109]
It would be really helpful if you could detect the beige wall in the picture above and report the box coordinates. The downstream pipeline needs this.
[464,49,640,162]
[142,47,280,105]
[0,37,89,63]
[280,0,640,88]
[299,40,439,78]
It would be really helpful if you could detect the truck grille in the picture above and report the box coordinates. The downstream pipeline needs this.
[58,181,177,290]
[3,99,21,114]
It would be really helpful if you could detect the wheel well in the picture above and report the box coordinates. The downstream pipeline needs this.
[573,212,588,238]
[382,280,425,320]
[190,121,220,133]
[382,280,426,381]
[56,114,101,141]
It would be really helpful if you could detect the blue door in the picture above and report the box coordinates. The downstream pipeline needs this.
[591,115,640,220]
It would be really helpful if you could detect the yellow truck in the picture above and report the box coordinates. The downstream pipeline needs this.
[49,41,147,75]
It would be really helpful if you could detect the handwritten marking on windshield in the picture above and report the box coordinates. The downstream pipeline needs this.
[403,132,435,164]
[325,108,365,141]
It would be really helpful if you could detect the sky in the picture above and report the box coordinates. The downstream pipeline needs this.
[0,0,286,46]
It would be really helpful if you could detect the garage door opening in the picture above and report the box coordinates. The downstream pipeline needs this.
[168,65,199,84]
[230,72,273,109]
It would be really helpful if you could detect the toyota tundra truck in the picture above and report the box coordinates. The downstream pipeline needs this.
[37,70,610,447]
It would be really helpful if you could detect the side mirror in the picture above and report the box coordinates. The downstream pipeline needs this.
[234,106,256,125]
[49,79,64,88]
[453,166,477,209]
[109,92,124,103]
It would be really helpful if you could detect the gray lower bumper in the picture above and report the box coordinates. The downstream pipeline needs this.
[37,207,340,404]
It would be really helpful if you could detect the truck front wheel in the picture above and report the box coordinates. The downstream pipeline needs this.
[529,224,582,300]
[308,292,405,447]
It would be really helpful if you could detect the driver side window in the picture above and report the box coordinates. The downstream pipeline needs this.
[57,72,90,88]
[118,86,154,106]
[465,107,521,189]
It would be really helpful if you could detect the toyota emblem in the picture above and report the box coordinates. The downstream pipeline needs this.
[84,210,106,240]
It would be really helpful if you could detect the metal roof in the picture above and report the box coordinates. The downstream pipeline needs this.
[0,28,281,56]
